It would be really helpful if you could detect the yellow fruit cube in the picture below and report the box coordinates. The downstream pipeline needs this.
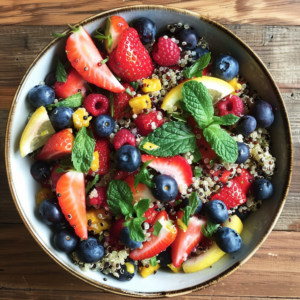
[91,151,99,172]
[168,263,182,273]
[139,264,160,278]
[86,208,112,234]
[35,188,54,206]
[228,77,242,92]
[142,79,162,93]
[73,108,92,130]
[129,95,151,115]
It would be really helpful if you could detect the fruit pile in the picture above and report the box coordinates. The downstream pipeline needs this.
[20,16,276,281]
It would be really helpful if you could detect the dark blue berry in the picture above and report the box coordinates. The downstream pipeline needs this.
[175,28,198,51]
[215,227,242,253]
[204,200,228,224]
[54,229,78,253]
[235,142,250,164]
[157,246,172,267]
[191,46,210,61]
[45,71,57,87]
[119,227,142,249]
[54,219,73,232]
[234,209,250,221]
[236,115,257,136]
[250,100,274,128]
[115,145,141,172]
[76,237,104,263]
[49,107,74,131]
[117,259,137,281]
[184,195,202,214]
[211,55,239,81]
[28,84,55,107]
[30,160,51,181]
[132,17,157,44]
[39,198,64,225]
[250,178,274,200]
[94,114,115,137]
[151,175,178,202]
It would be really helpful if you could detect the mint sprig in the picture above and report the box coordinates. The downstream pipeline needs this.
[153,219,163,236]
[194,168,203,178]
[202,220,220,240]
[180,192,199,227]
[150,256,157,267]
[130,81,139,91]
[183,52,211,79]
[93,18,113,50]
[192,148,202,163]
[85,174,99,195]
[134,160,155,189]
[55,58,67,83]
[47,92,83,109]
[123,217,146,242]
[210,114,240,126]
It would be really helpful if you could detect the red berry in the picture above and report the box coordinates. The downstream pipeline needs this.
[218,95,244,117]
[103,230,124,250]
[51,164,66,190]
[114,170,137,180]
[133,111,165,136]
[143,205,159,224]
[113,129,136,150]
[113,83,134,121]
[111,217,125,239]
[152,37,181,67]
[83,94,109,117]
[89,186,107,208]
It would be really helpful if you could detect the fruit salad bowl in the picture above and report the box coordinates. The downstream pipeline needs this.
[5,5,292,298]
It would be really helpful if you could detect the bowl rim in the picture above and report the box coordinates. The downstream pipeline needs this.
[5,4,293,298]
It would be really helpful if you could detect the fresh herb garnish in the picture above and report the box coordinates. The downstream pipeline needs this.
[85,174,100,194]
[93,18,113,49]
[180,192,199,227]
[153,219,163,236]
[175,199,182,206]
[99,234,104,242]
[52,32,68,38]
[202,220,220,240]
[123,217,147,242]
[125,87,133,96]
[55,58,67,83]
[210,114,240,126]
[192,148,202,163]
[130,81,139,91]
[150,256,157,267]
[47,92,83,109]
[100,57,109,64]
[183,52,211,79]
[167,111,190,122]
[134,160,155,189]
[194,168,203,178]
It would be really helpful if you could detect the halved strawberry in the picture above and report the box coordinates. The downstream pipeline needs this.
[212,169,232,183]
[35,129,74,162]
[231,169,254,194]
[56,171,87,239]
[143,205,159,225]
[66,26,125,93]
[54,67,87,99]
[50,164,66,189]
[130,211,177,260]
[141,155,193,192]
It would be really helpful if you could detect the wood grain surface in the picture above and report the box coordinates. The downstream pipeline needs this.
[0,1,300,299]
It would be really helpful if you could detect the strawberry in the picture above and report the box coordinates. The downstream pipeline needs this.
[89,186,107,209]
[111,217,126,239]
[130,211,177,260]
[56,171,87,239]
[143,205,159,225]
[231,169,254,194]
[107,28,154,82]
[171,211,207,267]
[66,26,124,93]
[210,180,247,209]
[54,67,87,99]
[50,164,66,189]
[141,155,193,192]
[212,169,232,183]
[113,128,136,150]
[133,111,165,136]
[35,129,74,162]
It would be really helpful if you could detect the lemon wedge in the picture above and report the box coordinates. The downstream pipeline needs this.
[182,215,243,273]
[20,106,55,157]
[161,76,235,113]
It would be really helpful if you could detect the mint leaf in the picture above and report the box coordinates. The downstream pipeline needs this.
[125,87,133,96]
[192,148,202,163]
[203,124,238,163]
[85,174,99,194]
[134,198,150,218]
[139,122,197,157]
[52,32,68,38]
[123,217,146,242]
[210,114,240,126]
[107,180,134,215]
[150,256,157,267]
[175,199,182,206]
[99,234,104,242]
[202,220,220,239]
[194,168,203,178]
[181,192,199,227]
[153,220,163,236]
[130,81,139,91]
[56,58,67,83]
[181,206,192,228]
[55,167,67,173]
[47,92,83,109]
[182,81,214,129]
[72,127,95,173]
[109,92,114,117]
[101,57,109,64]
[167,111,190,122]
[134,160,155,189]
[183,52,211,79]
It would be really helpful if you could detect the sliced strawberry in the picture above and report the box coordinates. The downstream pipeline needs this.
[54,67,87,99]
[141,155,193,192]
[210,180,247,209]
[56,171,87,239]
[111,217,125,239]
[212,169,232,183]
[66,26,124,93]
[35,129,74,162]
[143,205,159,225]
[171,211,207,267]
[130,211,177,260]
[50,164,66,189]
[232,169,254,194]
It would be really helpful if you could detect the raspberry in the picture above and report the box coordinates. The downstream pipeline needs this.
[113,129,136,150]
[113,83,134,121]
[83,94,109,117]
[218,95,244,117]
[89,186,107,208]
[114,170,138,180]
[152,37,181,67]
[133,110,165,136]
[111,217,125,239]
[103,230,124,250]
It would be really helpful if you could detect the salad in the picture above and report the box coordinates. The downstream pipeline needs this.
[20,16,276,281]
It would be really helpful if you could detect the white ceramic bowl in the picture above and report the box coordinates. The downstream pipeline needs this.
[6,5,293,298]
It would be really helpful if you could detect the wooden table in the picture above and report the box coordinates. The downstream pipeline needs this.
[1,1,300,299]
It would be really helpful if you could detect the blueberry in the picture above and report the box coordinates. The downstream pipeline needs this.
[235,142,250,164]
[151,175,178,202]
[54,229,78,253]
[39,198,65,225]
[50,107,74,131]
[157,246,172,267]
[30,160,51,182]
[211,55,239,81]
[249,100,274,128]
[94,114,115,137]
[76,237,104,263]
[132,17,156,44]
[115,145,141,172]
[236,116,257,136]
[184,195,203,214]
[250,178,274,200]
[54,219,73,232]
[175,28,198,51]
[215,227,242,253]
[117,259,137,281]
[28,84,55,107]
[234,209,250,221]
[191,46,210,61]
[45,71,57,87]
[204,200,228,224]
[119,227,142,249]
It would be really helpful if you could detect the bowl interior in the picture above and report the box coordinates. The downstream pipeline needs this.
[6,6,292,297]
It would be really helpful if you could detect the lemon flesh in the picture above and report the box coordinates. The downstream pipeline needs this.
[182,215,243,273]
[20,106,55,157]
[161,76,235,113]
